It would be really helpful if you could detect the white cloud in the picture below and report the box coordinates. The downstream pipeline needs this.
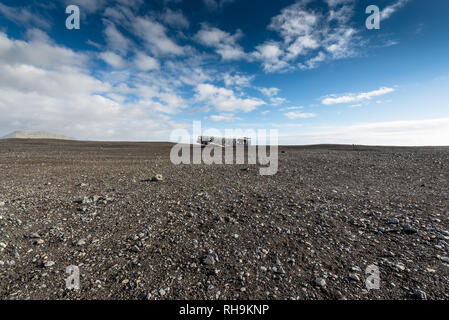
[62,0,107,13]
[203,0,235,10]
[0,31,182,141]
[195,25,246,61]
[259,87,280,97]
[254,0,358,72]
[223,73,254,87]
[104,23,131,55]
[280,106,303,111]
[325,0,354,8]
[253,42,290,72]
[127,84,188,114]
[269,97,287,106]
[99,51,127,68]
[0,31,88,69]
[269,5,320,60]
[164,59,214,87]
[284,111,317,119]
[381,0,410,20]
[258,87,287,105]
[161,8,189,29]
[132,16,184,56]
[0,3,51,29]
[134,52,160,71]
[0,63,109,98]
[298,51,326,70]
[208,113,242,122]
[195,83,265,113]
[322,87,395,105]
[279,118,449,146]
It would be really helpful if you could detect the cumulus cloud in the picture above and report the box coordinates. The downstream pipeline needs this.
[161,8,189,29]
[0,3,51,29]
[298,51,326,70]
[325,0,354,8]
[258,87,287,105]
[203,0,235,10]
[99,51,127,68]
[280,106,303,111]
[61,0,107,13]
[322,87,395,105]
[195,25,246,61]
[133,52,160,71]
[208,113,242,122]
[259,87,280,97]
[0,31,183,141]
[104,23,131,55]
[253,42,290,73]
[0,31,88,69]
[284,111,317,119]
[132,16,185,56]
[381,0,410,20]
[223,73,254,87]
[195,83,265,113]
[253,0,358,72]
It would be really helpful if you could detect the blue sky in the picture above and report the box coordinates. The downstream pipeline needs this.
[0,0,448,145]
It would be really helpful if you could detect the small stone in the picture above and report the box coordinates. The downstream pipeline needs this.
[395,263,406,271]
[30,233,41,239]
[122,279,129,284]
[231,234,239,239]
[0,242,7,249]
[350,266,362,273]
[202,252,218,265]
[315,278,326,287]
[203,255,215,266]
[389,218,399,224]
[349,273,360,281]
[260,266,267,272]
[440,256,449,263]
[152,174,163,182]
[402,224,417,234]
[76,239,86,246]
[44,261,55,267]
[159,288,166,296]
[35,239,44,245]
[413,290,427,300]
[0,201,5,207]
[273,266,285,274]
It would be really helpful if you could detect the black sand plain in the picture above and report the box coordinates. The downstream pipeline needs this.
[0,139,448,300]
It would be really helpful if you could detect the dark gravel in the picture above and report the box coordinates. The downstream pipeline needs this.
[0,139,448,300]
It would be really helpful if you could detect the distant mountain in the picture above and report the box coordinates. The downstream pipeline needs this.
[2,131,69,140]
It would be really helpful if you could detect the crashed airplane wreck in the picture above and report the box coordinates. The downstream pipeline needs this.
[197,136,251,148]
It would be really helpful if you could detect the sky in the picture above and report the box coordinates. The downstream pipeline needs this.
[0,0,448,145]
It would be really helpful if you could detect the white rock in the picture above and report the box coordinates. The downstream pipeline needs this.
[315,277,326,287]
[44,261,55,267]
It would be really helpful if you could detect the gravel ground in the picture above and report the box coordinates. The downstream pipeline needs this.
[0,139,448,300]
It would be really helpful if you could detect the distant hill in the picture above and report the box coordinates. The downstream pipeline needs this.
[2,131,69,140]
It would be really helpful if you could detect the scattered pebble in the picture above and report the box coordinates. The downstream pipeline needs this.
[315,278,326,287]
[44,261,55,267]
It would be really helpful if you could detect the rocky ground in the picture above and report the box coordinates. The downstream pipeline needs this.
[0,139,448,300]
